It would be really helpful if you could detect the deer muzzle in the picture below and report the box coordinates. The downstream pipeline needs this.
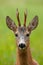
[18,37,26,49]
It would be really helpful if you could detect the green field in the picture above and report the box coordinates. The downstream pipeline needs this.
[0,0,43,65]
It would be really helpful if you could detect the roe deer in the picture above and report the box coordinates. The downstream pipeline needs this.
[6,9,39,65]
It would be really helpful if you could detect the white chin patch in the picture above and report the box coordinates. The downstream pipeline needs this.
[19,47,25,50]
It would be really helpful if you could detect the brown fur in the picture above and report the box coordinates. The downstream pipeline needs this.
[16,41,39,65]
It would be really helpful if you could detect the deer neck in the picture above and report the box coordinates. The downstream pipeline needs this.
[16,42,33,65]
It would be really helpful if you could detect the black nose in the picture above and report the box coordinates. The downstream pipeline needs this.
[19,43,26,48]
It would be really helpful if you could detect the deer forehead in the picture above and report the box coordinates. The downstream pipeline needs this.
[16,26,28,34]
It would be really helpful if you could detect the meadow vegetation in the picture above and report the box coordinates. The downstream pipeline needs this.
[0,0,43,65]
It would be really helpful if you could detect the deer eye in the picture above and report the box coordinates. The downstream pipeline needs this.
[15,33,18,37]
[26,33,29,37]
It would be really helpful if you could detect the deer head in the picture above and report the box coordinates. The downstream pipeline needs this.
[6,9,38,50]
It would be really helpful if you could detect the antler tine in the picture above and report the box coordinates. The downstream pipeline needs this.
[24,9,27,27]
[16,8,21,26]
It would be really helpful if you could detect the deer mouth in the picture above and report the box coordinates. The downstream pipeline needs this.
[18,43,26,50]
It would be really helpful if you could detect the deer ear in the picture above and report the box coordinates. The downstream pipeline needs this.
[6,16,17,32]
[27,16,38,31]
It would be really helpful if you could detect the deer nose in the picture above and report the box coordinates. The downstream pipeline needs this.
[19,43,26,49]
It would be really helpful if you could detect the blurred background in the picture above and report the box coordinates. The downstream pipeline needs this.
[0,0,43,65]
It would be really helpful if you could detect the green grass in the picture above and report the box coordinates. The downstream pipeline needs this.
[0,0,43,65]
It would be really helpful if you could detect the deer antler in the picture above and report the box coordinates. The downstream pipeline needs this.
[24,9,27,26]
[16,8,21,26]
